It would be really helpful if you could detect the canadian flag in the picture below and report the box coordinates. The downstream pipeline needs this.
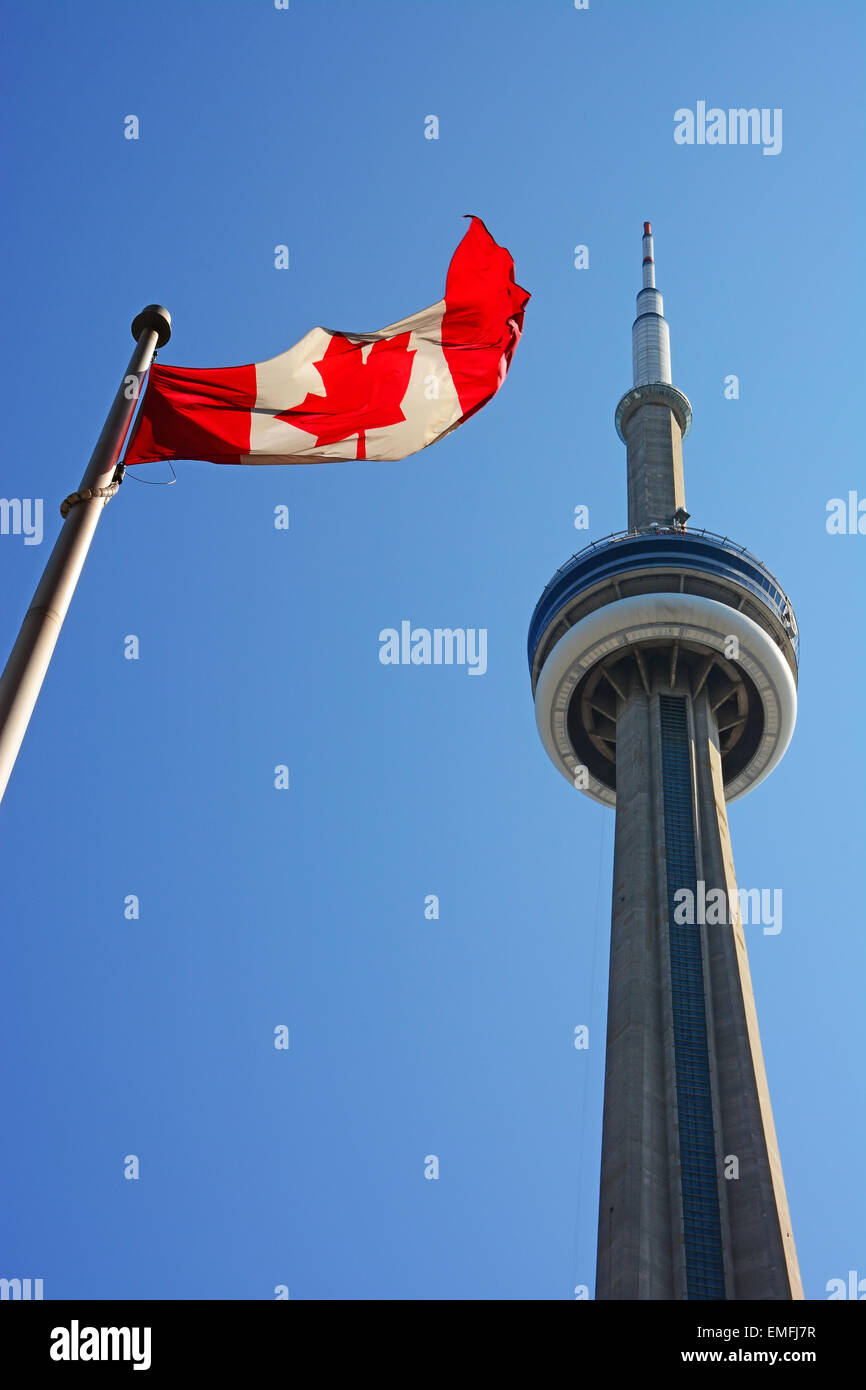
[124,217,529,468]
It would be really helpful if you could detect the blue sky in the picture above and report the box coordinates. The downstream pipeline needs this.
[1,0,863,1300]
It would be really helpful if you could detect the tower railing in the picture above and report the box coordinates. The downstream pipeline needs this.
[529,525,800,665]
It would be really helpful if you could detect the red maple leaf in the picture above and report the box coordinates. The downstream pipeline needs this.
[276,331,416,459]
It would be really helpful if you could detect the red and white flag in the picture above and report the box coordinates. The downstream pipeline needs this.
[124,217,529,468]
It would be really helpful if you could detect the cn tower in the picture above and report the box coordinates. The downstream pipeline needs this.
[528,224,803,1300]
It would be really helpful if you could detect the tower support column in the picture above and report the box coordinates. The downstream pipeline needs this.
[691,694,803,1299]
[596,664,802,1300]
[596,674,677,1298]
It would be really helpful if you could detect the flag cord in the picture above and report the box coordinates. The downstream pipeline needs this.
[121,460,178,487]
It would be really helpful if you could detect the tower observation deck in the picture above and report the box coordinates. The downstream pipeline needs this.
[529,225,802,1300]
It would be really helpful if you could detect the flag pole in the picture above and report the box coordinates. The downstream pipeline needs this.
[0,304,171,805]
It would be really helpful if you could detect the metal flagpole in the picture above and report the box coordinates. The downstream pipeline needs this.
[0,304,171,805]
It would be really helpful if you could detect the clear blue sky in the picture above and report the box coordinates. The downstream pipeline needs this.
[1,0,863,1300]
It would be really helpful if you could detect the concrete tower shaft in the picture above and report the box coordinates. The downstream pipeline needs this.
[596,659,802,1299]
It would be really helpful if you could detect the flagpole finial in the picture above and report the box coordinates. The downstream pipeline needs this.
[131,305,172,347]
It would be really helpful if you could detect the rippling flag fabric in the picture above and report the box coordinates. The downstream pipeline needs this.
[124,217,529,468]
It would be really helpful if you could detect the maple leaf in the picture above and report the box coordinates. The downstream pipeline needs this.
[276,331,416,459]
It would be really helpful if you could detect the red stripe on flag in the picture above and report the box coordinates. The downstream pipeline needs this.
[440,216,530,422]
[124,363,256,466]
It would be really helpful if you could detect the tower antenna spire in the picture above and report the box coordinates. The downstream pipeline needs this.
[614,221,692,528]
[633,219,671,386]
[641,220,655,288]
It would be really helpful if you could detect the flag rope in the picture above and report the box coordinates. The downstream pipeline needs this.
[59,465,125,518]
